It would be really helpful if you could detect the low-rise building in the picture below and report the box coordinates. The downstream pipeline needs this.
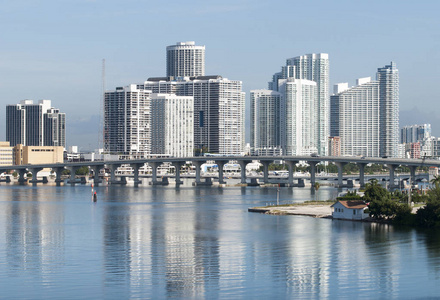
[0,142,14,166]
[14,144,64,165]
[331,200,369,220]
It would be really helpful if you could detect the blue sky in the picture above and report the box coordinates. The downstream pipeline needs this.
[1,0,439,150]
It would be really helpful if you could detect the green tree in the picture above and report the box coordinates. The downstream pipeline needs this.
[393,204,415,226]
[75,166,90,176]
[430,175,440,188]
[314,182,320,201]
[363,179,397,219]
[416,185,440,227]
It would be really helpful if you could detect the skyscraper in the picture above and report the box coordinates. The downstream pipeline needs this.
[269,53,329,155]
[150,93,194,157]
[166,41,205,77]
[330,77,380,157]
[105,42,245,156]
[401,124,431,144]
[104,85,151,157]
[6,100,66,147]
[279,78,318,155]
[377,62,399,158]
[330,62,399,158]
[140,76,245,155]
[250,90,282,155]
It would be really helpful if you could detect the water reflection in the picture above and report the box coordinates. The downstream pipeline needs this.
[1,184,440,298]
[2,187,65,291]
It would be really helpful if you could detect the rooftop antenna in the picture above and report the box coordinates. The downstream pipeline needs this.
[99,59,105,150]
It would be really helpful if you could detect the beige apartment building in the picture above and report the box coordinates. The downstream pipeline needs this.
[0,142,14,166]
[14,144,64,165]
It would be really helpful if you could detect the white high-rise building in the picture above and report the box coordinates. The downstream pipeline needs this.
[140,76,245,155]
[330,77,380,157]
[330,62,399,158]
[377,62,399,158]
[250,90,282,155]
[150,93,194,157]
[279,78,318,155]
[166,41,205,78]
[269,53,329,155]
[104,85,151,157]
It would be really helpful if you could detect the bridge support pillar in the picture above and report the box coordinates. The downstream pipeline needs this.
[90,165,102,187]
[192,161,202,185]
[307,161,318,188]
[409,166,417,189]
[285,160,299,186]
[131,163,143,187]
[172,161,184,186]
[386,164,398,190]
[335,162,346,188]
[18,169,27,185]
[261,161,271,184]
[109,164,125,185]
[358,163,367,188]
[149,162,164,185]
[67,166,79,186]
[29,168,43,186]
[215,161,226,185]
[238,160,251,185]
[54,167,65,186]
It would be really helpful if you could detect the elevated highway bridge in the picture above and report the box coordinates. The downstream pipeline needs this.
[0,155,437,189]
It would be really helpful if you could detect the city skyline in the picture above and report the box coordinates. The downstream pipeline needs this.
[1,1,439,149]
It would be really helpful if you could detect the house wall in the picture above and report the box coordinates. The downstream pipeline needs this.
[332,202,368,220]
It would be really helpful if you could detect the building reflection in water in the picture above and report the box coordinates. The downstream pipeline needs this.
[3,187,65,285]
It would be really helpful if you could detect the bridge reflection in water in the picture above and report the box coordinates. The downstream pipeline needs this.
[0,155,436,190]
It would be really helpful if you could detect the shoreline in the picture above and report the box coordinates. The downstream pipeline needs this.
[248,203,402,224]
[248,204,333,218]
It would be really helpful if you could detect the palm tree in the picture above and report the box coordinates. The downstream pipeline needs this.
[314,182,320,201]
[430,175,440,188]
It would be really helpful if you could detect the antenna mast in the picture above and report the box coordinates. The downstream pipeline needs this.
[99,59,105,150]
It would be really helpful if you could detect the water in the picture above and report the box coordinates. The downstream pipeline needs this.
[0,182,440,299]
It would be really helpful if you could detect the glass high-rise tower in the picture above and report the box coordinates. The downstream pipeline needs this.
[6,100,66,147]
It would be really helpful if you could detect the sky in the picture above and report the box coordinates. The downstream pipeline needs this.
[1,0,439,151]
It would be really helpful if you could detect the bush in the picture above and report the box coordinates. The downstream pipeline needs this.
[393,204,416,226]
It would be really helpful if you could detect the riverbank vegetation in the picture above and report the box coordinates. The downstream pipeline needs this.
[339,179,440,228]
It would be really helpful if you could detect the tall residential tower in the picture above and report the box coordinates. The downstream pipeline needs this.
[6,100,66,147]
[265,53,329,155]
[330,62,399,158]
[166,41,205,77]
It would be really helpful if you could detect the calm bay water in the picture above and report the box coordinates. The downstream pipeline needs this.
[0,181,440,299]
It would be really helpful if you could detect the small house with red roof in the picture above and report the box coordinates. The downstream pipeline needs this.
[331,200,369,220]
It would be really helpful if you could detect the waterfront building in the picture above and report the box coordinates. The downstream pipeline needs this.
[13,144,64,165]
[279,78,318,155]
[268,53,329,155]
[139,76,245,155]
[250,90,282,155]
[6,100,66,147]
[330,63,399,158]
[331,201,369,220]
[0,142,14,166]
[377,62,399,158]
[104,85,151,157]
[166,41,205,77]
[150,93,194,157]
[401,124,431,144]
